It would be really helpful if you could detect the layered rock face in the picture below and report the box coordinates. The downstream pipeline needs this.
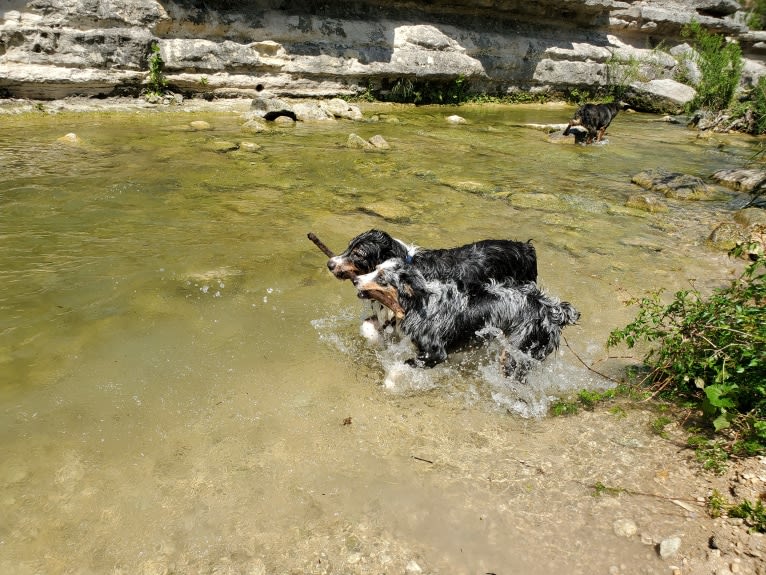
[0,0,760,107]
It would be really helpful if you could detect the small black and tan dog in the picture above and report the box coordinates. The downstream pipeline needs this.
[353,258,580,379]
[563,102,624,144]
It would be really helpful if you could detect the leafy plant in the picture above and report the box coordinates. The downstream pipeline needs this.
[608,251,766,453]
[550,399,579,416]
[386,76,470,105]
[145,42,167,97]
[688,435,730,474]
[681,21,743,112]
[707,489,728,517]
[651,416,673,438]
[729,499,766,532]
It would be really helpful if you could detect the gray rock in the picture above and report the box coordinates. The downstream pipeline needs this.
[0,0,752,107]
[711,168,766,193]
[347,133,373,150]
[625,79,697,114]
[658,536,682,560]
[368,134,390,149]
[625,193,668,213]
[631,169,720,200]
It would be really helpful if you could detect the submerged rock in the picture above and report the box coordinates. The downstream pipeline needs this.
[625,193,668,213]
[631,169,724,201]
[57,132,82,145]
[347,133,373,150]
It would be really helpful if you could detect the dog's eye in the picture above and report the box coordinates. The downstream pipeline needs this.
[351,248,366,258]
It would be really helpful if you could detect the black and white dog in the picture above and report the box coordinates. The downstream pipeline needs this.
[327,229,538,289]
[352,258,580,378]
[327,229,538,342]
[563,102,624,144]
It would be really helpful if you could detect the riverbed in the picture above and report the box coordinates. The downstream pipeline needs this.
[0,99,761,574]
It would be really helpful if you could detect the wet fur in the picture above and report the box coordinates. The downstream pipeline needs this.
[563,102,622,144]
[353,259,580,377]
[327,229,538,290]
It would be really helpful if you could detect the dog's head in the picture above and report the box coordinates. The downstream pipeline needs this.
[551,301,581,326]
[352,258,428,319]
[326,229,401,280]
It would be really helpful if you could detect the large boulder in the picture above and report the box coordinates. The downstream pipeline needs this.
[625,79,697,114]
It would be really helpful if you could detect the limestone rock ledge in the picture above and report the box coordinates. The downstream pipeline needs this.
[0,0,758,104]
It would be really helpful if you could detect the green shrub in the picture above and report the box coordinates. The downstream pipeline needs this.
[749,75,766,134]
[682,21,743,112]
[146,42,167,97]
[386,76,470,105]
[608,251,766,450]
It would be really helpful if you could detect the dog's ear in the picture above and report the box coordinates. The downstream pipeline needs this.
[559,302,581,325]
[397,268,428,306]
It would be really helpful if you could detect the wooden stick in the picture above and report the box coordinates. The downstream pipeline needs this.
[307,232,335,258]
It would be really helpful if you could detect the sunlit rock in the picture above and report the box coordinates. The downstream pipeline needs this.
[57,132,81,145]
[631,168,726,201]
[346,133,373,150]
[625,193,668,213]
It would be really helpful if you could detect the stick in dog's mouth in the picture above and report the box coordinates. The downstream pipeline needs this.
[308,230,404,318]
[307,232,335,258]
[355,284,405,320]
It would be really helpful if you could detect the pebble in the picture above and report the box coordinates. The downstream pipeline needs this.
[613,518,638,538]
[659,536,682,560]
[445,114,466,124]
[405,559,423,574]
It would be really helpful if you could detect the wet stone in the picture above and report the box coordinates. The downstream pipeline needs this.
[631,168,724,201]
[625,193,668,213]
[346,133,373,149]
[205,140,239,153]
[368,134,390,149]
[446,114,466,124]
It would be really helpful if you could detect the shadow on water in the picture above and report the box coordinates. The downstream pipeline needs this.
[0,103,758,573]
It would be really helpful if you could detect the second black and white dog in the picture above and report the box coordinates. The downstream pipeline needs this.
[353,258,580,378]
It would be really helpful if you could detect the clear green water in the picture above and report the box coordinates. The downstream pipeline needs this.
[0,102,756,573]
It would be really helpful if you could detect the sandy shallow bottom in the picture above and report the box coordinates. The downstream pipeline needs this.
[0,96,764,575]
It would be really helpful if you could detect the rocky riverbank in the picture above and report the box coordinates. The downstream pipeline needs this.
[1,0,765,113]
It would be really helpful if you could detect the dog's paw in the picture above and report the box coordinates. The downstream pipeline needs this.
[360,318,383,345]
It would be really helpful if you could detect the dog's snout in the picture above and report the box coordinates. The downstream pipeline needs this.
[327,259,336,271]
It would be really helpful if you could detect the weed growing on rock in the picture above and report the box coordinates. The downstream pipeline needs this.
[145,42,167,98]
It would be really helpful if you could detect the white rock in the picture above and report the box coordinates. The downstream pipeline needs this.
[446,114,467,124]
[613,518,638,538]
[659,536,682,559]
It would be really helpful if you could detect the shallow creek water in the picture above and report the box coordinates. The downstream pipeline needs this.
[0,102,759,574]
